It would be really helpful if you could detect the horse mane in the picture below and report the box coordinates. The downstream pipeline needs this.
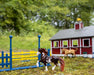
[62,48,68,52]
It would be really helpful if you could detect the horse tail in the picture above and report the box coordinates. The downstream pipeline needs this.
[59,57,65,71]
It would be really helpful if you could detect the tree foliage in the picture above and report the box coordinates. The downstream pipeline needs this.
[0,0,94,34]
[0,0,32,34]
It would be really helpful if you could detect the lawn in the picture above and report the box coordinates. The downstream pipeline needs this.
[0,35,51,52]
[0,57,94,75]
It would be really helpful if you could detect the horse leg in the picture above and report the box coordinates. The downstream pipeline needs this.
[36,60,39,67]
[74,53,76,57]
[72,53,74,57]
[52,61,58,71]
[45,66,48,71]
[66,54,68,58]
[71,53,73,58]
[65,53,68,58]
[36,52,41,67]
[44,62,48,71]
[52,65,56,71]
[36,60,42,67]
[57,63,60,67]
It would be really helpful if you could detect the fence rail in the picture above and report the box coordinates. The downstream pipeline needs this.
[0,51,38,62]
[0,51,10,68]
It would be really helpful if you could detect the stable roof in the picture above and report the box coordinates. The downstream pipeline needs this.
[50,25,94,40]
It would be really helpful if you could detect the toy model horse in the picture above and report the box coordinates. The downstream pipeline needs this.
[62,48,78,57]
[36,48,65,71]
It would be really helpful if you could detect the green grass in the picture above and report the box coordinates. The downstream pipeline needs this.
[0,21,58,51]
[0,57,94,75]
[0,35,51,52]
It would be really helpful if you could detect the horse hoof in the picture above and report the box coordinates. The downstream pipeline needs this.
[52,68,55,71]
[45,70,48,71]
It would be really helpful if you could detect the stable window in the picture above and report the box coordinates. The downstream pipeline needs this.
[54,41,59,47]
[72,40,78,47]
[83,39,90,47]
[62,40,68,47]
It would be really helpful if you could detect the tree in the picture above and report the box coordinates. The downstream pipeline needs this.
[0,0,32,34]
[0,0,94,35]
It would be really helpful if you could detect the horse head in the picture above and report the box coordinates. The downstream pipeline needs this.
[39,48,48,55]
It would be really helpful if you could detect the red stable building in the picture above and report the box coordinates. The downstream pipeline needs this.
[49,20,94,57]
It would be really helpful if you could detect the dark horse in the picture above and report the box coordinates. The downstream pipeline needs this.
[36,48,65,71]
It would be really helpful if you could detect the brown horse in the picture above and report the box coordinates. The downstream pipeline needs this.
[62,48,78,57]
[36,48,65,71]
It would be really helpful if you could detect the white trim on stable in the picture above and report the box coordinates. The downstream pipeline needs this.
[72,39,78,47]
[79,22,83,29]
[51,54,93,58]
[69,39,71,50]
[52,47,60,48]
[62,40,68,48]
[92,37,94,53]
[80,22,84,29]
[60,40,62,54]
[79,23,81,29]
[53,41,59,48]
[52,54,64,56]
[51,41,52,55]
[83,38,90,47]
